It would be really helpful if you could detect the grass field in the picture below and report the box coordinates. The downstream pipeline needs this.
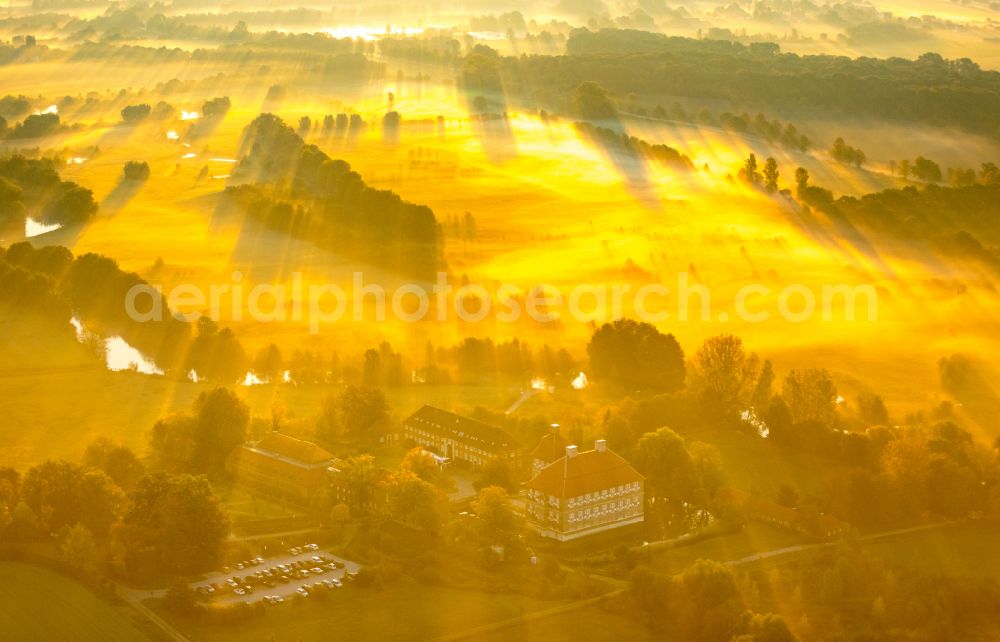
[0,365,520,469]
[464,607,655,642]
[862,522,1000,579]
[644,522,805,576]
[0,562,150,642]
[162,579,576,642]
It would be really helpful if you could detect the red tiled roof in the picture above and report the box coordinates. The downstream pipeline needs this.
[252,432,334,465]
[530,431,571,464]
[524,447,644,498]
[404,405,521,452]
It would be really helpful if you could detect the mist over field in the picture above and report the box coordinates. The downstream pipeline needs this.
[1,1,999,641]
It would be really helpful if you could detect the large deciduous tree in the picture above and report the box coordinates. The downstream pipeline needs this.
[687,334,772,423]
[20,460,123,540]
[633,427,698,502]
[781,368,838,426]
[587,318,685,392]
[115,472,229,578]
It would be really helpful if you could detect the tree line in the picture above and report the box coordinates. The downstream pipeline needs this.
[229,114,441,278]
[494,30,1000,140]
[574,121,694,170]
[0,155,97,231]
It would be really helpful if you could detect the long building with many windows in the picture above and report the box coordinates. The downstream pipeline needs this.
[524,439,644,541]
[230,432,335,504]
[402,405,523,468]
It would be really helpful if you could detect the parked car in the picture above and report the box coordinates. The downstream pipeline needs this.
[296,587,310,598]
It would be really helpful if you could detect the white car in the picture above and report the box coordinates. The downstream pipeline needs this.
[296,587,310,597]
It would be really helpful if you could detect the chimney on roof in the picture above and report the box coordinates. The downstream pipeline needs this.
[595,439,607,452]
[565,445,578,458]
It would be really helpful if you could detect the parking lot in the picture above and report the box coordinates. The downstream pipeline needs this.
[189,544,362,605]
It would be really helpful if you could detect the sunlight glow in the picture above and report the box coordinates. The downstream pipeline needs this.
[741,408,771,439]
[242,372,266,386]
[25,218,61,238]
[105,337,164,375]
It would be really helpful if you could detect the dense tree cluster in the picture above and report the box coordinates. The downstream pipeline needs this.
[572,81,618,120]
[574,121,693,169]
[0,155,97,228]
[830,137,866,167]
[120,103,150,123]
[185,317,247,383]
[629,559,796,641]
[461,47,504,96]
[319,385,390,446]
[802,182,1000,271]
[496,30,1000,140]
[122,160,150,180]
[0,244,72,323]
[229,114,441,277]
[587,318,685,392]
[0,445,228,580]
[379,36,461,65]
[0,242,193,367]
[0,94,31,119]
[649,104,811,151]
[148,387,250,478]
[5,112,63,139]
[687,334,773,422]
[114,472,229,578]
[201,96,231,117]
[61,249,191,367]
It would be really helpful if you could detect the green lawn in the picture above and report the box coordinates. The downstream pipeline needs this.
[471,607,655,642]
[165,579,569,642]
[862,522,1000,579]
[646,522,805,576]
[0,562,150,642]
[219,486,304,523]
